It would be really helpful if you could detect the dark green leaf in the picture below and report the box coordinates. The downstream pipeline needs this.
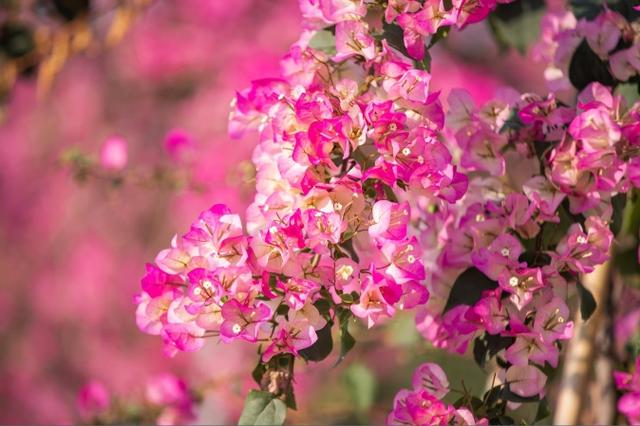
[484,385,502,407]
[500,386,541,403]
[238,391,287,426]
[615,247,640,277]
[252,361,267,386]
[444,267,499,312]
[568,40,615,91]
[518,251,552,267]
[299,322,333,362]
[284,385,297,410]
[276,304,290,316]
[381,22,408,54]
[535,397,551,423]
[571,0,639,20]
[341,237,360,263]
[427,26,450,49]
[488,0,545,54]
[0,22,35,58]
[496,415,516,424]
[541,204,574,249]
[382,184,399,203]
[499,109,524,133]
[561,198,586,227]
[314,298,332,318]
[335,309,356,366]
[610,193,627,236]
[353,143,378,170]
[381,21,432,70]
[576,280,597,320]
[473,336,489,368]
[621,189,640,236]
[473,333,516,368]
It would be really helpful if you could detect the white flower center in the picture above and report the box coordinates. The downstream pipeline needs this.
[232,324,242,334]
[336,264,354,280]
[509,276,519,287]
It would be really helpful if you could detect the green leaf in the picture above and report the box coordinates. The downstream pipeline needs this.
[496,415,516,424]
[499,109,524,133]
[353,142,378,170]
[381,21,408,56]
[308,30,336,55]
[335,308,356,365]
[427,26,450,49]
[568,40,615,91]
[444,267,499,312]
[610,193,627,236]
[615,82,640,105]
[571,0,639,20]
[381,21,432,70]
[518,251,552,267]
[621,189,640,237]
[284,385,297,411]
[534,397,551,423]
[576,281,597,321]
[473,333,516,368]
[540,204,574,249]
[343,363,377,414]
[473,336,489,368]
[488,0,545,54]
[314,298,332,318]
[252,360,267,386]
[238,391,287,426]
[500,386,541,403]
[483,385,503,407]
[614,247,640,277]
[299,322,334,362]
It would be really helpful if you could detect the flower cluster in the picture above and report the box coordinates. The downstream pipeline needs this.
[534,4,640,90]
[411,81,640,401]
[77,374,197,425]
[615,356,640,425]
[388,362,488,426]
[382,0,514,60]
[137,0,474,364]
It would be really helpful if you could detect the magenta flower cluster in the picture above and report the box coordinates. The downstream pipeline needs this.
[135,0,480,363]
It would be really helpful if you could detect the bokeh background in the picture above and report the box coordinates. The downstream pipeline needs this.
[0,1,556,423]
